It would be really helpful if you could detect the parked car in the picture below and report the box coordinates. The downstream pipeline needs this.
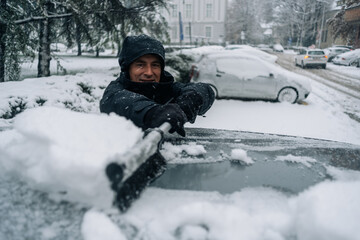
[332,45,354,50]
[332,49,360,66]
[294,49,327,69]
[190,52,311,103]
[256,44,273,53]
[323,47,350,62]
[273,44,284,52]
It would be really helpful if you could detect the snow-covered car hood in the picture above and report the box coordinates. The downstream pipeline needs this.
[2,127,360,240]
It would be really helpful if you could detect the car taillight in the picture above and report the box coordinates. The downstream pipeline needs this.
[304,55,309,59]
[189,65,196,80]
[325,55,328,59]
[189,65,199,80]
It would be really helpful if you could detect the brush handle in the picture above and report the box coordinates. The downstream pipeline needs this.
[106,122,171,184]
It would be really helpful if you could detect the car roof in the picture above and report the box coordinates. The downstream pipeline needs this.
[306,49,324,52]
[203,49,277,63]
[327,47,350,50]
[337,48,360,57]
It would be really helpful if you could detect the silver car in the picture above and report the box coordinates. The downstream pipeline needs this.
[324,47,350,62]
[332,49,360,66]
[294,49,327,69]
[190,52,311,103]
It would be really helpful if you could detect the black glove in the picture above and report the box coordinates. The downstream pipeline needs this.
[143,104,187,137]
[175,90,203,123]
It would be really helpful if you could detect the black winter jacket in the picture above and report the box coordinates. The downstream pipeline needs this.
[100,71,215,129]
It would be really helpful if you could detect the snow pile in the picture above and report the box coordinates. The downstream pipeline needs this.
[0,106,143,208]
[81,210,127,240]
[116,172,360,240]
[160,142,209,164]
[230,148,254,165]
[275,154,317,168]
[0,74,109,118]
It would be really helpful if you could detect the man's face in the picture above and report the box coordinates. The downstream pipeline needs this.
[129,54,162,83]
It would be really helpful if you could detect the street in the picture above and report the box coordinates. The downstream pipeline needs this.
[273,52,360,122]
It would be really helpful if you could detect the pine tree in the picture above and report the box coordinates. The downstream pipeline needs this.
[1,0,169,81]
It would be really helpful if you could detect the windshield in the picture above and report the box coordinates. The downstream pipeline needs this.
[308,51,325,55]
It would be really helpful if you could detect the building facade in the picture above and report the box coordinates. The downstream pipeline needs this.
[318,1,360,49]
[344,3,360,48]
[162,0,228,45]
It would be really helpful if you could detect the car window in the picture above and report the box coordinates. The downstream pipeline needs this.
[308,51,325,55]
[216,58,270,79]
[335,49,347,53]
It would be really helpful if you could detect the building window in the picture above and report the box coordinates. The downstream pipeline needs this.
[336,0,345,6]
[185,4,192,18]
[171,4,178,18]
[206,4,212,18]
[205,26,212,38]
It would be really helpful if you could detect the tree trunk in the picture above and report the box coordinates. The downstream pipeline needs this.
[75,20,82,56]
[37,1,52,77]
[0,0,7,82]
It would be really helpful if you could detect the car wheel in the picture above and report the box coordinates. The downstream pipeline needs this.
[301,61,306,69]
[277,87,298,104]
[322,64,326,69]
[295,59,297,66]
[350,61,357,67]
[209,85,219,99]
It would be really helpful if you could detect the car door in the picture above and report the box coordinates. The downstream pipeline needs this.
[296,49,306,64]
[214,57,246,97]
[216,57,277,99]
[241,59,277,99]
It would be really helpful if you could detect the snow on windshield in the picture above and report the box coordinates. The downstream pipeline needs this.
[217,57,270,79]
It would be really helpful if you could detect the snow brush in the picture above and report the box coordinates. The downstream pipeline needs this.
[105,122,171,212]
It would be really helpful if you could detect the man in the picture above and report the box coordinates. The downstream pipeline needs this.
[100,34,214,136]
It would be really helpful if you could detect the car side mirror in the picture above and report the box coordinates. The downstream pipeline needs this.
[269,73,274,78]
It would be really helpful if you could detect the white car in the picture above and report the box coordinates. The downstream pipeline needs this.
[190,52,311,103]
[294,49,327,69]
[332,49,360,66]
[273,44,284,52]
[323,47,350,62]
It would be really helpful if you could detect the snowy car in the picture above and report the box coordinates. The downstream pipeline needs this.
[190,52,311,103]
[332,49,360,66]
[323,47,350,62]
[273,44,284,52]
[294,49,327,69]
[2,124,360,239]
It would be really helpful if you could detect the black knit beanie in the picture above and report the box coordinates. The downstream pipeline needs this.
[118,34,165,72]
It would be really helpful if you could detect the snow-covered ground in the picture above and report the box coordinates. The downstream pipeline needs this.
[1,48,360,239]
